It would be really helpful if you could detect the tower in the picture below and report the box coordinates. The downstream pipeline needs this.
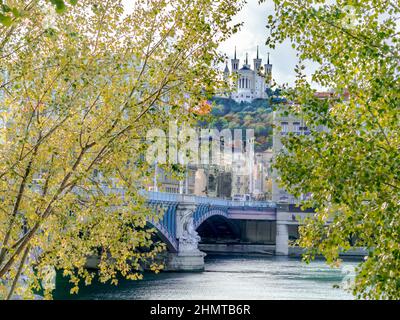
[243,52,250,68]
[223,60,230,81]
[231,46,239,72]
[253,46,262,71]
[264,52,272,86]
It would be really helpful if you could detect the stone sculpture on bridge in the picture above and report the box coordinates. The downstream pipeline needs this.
[179,209,202,253]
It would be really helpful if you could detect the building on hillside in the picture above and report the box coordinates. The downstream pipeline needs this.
[223,46,272,103]
[253,150,273,200]
[148,165,197,194]
[203,166,232,198]
[148,149,272,200]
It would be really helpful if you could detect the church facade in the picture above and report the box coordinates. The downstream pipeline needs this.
[224,46,272,103]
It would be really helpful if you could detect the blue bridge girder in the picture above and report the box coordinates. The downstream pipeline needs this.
[145,191,277,252]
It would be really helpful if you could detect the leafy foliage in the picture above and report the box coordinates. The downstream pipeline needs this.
[265,0,400,299]
[0,0,243,299]
[0,0,77,26]
[206,97,273,151]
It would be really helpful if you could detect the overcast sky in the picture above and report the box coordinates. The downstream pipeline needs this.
[123,0,314,88]
[219,0,299,87]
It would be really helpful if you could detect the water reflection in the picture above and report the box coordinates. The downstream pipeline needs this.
[54,255,358,300]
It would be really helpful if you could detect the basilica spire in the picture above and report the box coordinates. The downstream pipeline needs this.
[231,46,239,72]
[224,59,229,73]
[265,52,272,87]
[253,46,262,70]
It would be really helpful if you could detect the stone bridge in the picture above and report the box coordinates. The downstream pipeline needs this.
[98,189,316,271]
[145,191,284,271]
[143,192,368,270]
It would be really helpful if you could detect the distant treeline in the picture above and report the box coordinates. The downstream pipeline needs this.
[200,97,273,152]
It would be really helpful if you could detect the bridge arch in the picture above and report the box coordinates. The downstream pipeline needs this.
[193,209,229,230]
[193,205,240,241]
[147,201,179,253]
[148,221,178,253]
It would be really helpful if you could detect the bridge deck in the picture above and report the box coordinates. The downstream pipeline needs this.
[145,191,276,209]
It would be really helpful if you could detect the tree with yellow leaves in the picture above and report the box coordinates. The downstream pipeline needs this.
[0,0,243,299]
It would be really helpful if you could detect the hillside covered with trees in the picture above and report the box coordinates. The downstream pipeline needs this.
[205,94,277,152]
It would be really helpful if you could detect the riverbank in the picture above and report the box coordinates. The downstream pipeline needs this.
[199,243,367,258]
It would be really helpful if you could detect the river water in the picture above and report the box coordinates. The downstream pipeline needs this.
[54,255,359,300]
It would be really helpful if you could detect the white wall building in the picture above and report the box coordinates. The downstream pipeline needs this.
[224,46,272,103]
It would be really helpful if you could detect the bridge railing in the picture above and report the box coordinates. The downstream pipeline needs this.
[95,188,276,208]
[145,191,276,208]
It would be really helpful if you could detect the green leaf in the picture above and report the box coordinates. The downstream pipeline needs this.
[0,13,12,26]
[50,0,66,13]
[1,4,11,13]
[11,8,20,18]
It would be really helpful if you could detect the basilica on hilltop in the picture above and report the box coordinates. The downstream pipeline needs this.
[223,46,272,103]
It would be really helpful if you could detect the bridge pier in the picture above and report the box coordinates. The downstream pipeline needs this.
[275,223,289,255]
[146,192,283,263]
[166,201,206,271]
[275,203,292,256]
[165,251,206,272]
